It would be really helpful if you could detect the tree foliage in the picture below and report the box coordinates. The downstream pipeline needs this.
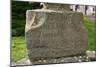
[12,1,41,36]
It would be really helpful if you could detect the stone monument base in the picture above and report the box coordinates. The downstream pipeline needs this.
[26,10,87,63]
[25,3,88,64]
[11,51,96,66]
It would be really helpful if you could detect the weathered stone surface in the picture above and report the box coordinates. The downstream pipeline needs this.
[86,51,96,61]
[25,3,87,63]
[12,51,96,66]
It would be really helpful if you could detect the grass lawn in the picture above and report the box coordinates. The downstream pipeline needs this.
[11,37,27,62]
[12,17,96,62]
[83,17,96,51]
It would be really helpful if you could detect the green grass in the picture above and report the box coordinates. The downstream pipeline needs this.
[11,36,27,62]
[83,17,96,51]
[12,17,96,62]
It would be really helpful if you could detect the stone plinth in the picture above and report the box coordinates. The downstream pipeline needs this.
[11,51,96,66]
[25,3,88,63]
